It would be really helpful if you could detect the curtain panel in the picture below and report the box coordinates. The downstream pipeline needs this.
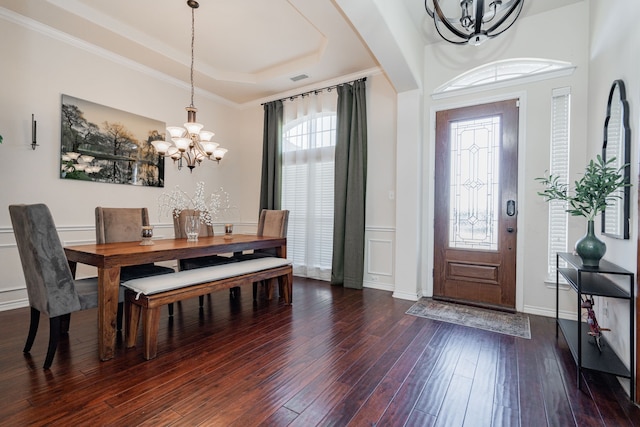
[259,100,283,211]
[331,79,367,289]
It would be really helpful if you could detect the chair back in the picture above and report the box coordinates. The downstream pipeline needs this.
[257,210,289,238]
[95,207,149,244]
[9,204,82,317]
[173,209,214,239]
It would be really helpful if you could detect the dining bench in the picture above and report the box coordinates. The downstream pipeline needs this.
[122,257,293,360]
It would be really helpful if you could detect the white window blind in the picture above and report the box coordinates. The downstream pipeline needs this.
[547,87,571,278]
[282,92,337,281]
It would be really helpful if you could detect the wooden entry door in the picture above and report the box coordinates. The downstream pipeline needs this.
[433,99,519,309]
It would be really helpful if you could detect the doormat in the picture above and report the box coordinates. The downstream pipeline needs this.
[406,298,531,339]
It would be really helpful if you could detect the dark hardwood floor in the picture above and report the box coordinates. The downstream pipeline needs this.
[0,277,638,426]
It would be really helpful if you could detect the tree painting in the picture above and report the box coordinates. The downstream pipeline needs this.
[60,95,165,187]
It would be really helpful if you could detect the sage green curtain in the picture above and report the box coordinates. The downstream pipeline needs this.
[259,100,283,211]
[331,79,367,289]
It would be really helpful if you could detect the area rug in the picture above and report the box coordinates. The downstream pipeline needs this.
[406,298,531,339]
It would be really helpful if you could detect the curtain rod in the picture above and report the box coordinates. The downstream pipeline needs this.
[261,77,366,106]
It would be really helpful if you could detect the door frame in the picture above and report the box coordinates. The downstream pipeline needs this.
[424,91,527,312]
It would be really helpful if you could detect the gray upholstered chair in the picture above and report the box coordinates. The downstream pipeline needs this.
[9,203,124,369]
[95,207,175,316]
[235,209,289,299]
[173,209,238,302]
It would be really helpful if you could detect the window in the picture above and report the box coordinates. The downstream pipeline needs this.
[433,58,575,99]
[547,87,571,279]
[282,92,337,281]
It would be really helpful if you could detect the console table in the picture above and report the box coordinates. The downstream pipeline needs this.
[555,252,635,401]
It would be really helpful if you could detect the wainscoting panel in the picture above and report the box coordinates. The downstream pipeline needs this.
[1,222,392,311]
[363,227,395,292]
[0,221,258,311]
[0,224,107,311]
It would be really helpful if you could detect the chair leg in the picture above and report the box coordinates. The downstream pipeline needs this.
[198,295,204,307]
[168,303,174,317]
[253,282,258,300]
[44,316,62,369]
[23,307,40,353]
[60,313,71,334]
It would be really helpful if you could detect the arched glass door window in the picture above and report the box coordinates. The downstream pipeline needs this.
[433,58,575,99]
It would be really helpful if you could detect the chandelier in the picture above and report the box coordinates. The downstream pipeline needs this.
[424,0,524,46]
[152,0,227,172]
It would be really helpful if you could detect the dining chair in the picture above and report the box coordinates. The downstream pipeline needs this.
[235,209,290,300]
[9,203,124,369]
[173,209,238,302]
[95,207,175,317]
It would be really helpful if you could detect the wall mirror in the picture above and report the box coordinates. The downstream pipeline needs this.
[601,79,631,239]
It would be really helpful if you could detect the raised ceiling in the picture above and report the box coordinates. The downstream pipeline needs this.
[1,0,584,106]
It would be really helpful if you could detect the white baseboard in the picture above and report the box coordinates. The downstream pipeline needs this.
[523,304,576,320]
[0,299,28,312]
[363,281,394,292]
[392,289,420,301]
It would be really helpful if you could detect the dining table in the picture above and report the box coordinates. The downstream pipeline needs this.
[64,234,287,361]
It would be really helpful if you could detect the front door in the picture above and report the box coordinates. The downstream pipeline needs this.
[433,99,519,309]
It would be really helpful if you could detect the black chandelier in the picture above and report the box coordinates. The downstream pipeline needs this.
[424,0,524,46]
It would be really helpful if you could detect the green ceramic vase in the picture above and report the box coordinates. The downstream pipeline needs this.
[575,220,606,268]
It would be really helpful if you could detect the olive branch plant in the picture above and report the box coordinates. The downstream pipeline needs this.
[535,155,629,222]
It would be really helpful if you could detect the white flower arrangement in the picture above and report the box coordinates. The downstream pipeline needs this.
[158,181,231,225]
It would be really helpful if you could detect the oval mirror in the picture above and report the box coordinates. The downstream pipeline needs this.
[601,79,630,239]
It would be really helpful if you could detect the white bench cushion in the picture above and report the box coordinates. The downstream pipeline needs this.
[122,257,291,298]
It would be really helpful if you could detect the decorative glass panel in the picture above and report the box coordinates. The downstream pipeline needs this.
[448,116,500,250]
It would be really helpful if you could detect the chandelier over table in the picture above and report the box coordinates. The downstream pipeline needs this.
[151,0,228,172]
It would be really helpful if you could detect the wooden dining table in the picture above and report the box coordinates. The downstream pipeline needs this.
[64,234,287,361]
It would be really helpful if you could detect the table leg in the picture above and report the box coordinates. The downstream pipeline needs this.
[97,266,121,361]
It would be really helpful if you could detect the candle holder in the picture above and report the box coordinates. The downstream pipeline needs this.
[31,114,39,150]
[185,215,200,242]
[140,226,154,245]
[224,223,233,240]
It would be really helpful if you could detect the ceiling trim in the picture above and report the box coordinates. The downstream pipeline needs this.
[46,0,329,86]
[0,6,237,107]
[245,66,383,109]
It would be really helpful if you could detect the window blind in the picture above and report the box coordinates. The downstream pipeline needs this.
[547,87,571,278]
[281,107,337,281]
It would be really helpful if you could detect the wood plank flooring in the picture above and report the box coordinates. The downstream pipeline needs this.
[1,277,638,426]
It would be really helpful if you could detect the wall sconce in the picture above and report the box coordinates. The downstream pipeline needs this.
[31,114,38,150]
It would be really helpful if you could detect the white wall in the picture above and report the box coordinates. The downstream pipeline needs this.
[0,13,241,309]
[0,10,399,309]
[587,0,640,370]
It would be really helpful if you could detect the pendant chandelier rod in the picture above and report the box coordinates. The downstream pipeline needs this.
[189,0,196,109]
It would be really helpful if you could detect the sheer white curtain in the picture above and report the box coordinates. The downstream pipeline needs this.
[282,90,337,280]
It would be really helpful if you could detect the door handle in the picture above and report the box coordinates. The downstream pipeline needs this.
[506,200,516,216]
